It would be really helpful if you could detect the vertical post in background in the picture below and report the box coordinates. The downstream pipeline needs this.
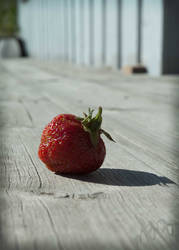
[59,0,64,60]
[39,0,44,59]
[141,0,163,75]
[117,0,122,68]
[93,0,103,67]
[46,0,51,59]
[105,0,118,68]
[53,0,62,59]
[31,0,36,57]
[34,0,39,57]
[53,0,57,58]
[52,0,58,59]
[42,0,48,59]
[121,0,138,67]
[75,0,81,64]
[30,0,34,56]
[89,0,94,66]
[68,0,72,62]
[52,0,61,59]
[43,0,47,58]
[63,0,69,62]
[102,0,106,65]
[83,0,90,65]
[38,0,41,58]
[162,0,179,74]
[137,0,142,64]
[80,0,85,64]
[71,0,76,63]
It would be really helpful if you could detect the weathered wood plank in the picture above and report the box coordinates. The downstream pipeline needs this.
[0,59,178,250]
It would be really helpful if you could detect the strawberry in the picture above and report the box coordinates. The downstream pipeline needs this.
[38,107,114,174]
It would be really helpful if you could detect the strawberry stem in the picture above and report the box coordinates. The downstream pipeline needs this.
[77,106,115,147]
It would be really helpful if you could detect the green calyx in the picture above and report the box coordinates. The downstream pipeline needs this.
[76,106,115,147]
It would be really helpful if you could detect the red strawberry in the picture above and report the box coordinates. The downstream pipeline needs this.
[38,107,115,174]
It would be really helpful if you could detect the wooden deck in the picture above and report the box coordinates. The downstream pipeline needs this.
[0,59,179,250]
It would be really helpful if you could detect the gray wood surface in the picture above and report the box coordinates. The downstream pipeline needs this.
[0,59,179,250]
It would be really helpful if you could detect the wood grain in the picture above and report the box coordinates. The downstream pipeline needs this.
[0,59,178,250]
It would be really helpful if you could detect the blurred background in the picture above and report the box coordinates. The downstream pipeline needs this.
[0,0,179,76]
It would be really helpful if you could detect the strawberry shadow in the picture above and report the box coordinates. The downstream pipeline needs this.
[56,168,176,186]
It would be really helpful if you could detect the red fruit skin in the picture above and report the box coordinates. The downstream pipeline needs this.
[38,114,106,174]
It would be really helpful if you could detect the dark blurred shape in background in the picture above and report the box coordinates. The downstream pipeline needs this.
[0,0,28,58]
